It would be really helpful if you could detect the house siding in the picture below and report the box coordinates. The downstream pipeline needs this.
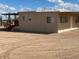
[14,12,79,33]
[16,12,58,33]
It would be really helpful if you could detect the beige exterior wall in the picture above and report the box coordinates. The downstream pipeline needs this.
[16,12,59,33]
[14,12,79,33]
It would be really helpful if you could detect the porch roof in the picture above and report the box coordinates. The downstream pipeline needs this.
[2,13,19,15]
[58,12,79,16]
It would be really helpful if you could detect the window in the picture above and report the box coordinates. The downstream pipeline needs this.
[60,16,68,23]
[47,16,52,23]
[14,20,19,26]
[22,16,25,21]
[75,16,79,23]
[28,18,31,21]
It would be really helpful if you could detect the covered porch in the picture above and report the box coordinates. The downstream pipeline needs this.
[2,13,19,30]
[58,12,79,33]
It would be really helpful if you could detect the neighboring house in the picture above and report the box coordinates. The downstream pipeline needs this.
[7,12,79,33]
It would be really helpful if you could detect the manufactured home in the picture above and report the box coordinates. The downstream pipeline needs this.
[2,12,79,33]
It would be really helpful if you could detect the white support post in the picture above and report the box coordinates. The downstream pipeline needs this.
[70,16,73,28]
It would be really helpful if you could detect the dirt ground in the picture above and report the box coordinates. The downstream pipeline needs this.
[0,30,79,59]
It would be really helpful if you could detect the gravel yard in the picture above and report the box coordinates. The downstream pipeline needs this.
[0,30,79,59]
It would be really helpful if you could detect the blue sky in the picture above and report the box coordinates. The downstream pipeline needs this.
[0,0,79,12]
[0,0,55,9]
[0,0,78,9]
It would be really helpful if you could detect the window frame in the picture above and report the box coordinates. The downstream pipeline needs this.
[28,18,31,21]
[60,16,68,23]
[75,16,79,23]
[47,16,52,24]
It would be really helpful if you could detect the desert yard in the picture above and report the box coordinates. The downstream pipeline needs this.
[0,30,79,59]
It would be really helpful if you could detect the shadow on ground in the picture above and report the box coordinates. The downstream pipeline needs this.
[0,27,55,34]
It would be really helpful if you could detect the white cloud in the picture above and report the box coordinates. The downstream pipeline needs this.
[19,7,39,12]
[55,3,79,12]
[19,8,32,12]
[9,7,16,10]
[48,0,79,12]
[48,0,64,4]
[64,3,79,11]
[36,7,56,12]
[0,3,16,14]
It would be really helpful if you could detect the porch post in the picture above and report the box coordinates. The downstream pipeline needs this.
[70,16,73,28]
[8,15,11,24]
[8,15,10,20]
[14,15,16,20]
